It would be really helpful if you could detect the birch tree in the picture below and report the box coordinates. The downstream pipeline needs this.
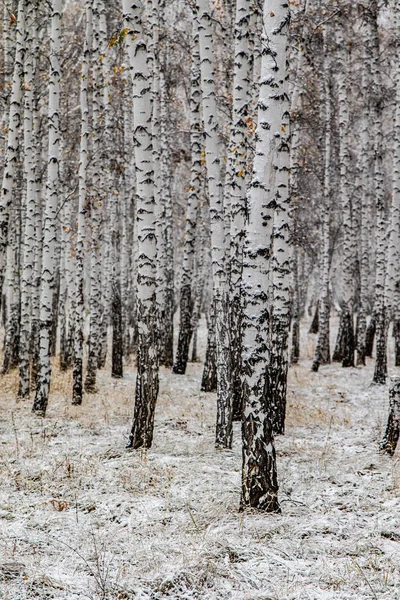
[85,0,104,393]
[356,13,373,367]
[371,2,387,385]
[72,0,92,406]
[198,0,233,449]
[332,25,355,369]
[268,13,291,435]
[123,0,160,449]
[241,0,290,511]
[0,0,25,301]
[173,10,201,376]
[312,27,332,373]
[32,0,62,415]
[226,0,252,421]
[386,7,400,350]
[19,0,38,397]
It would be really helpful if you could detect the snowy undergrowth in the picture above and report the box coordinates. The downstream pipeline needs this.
[0,321,400,599]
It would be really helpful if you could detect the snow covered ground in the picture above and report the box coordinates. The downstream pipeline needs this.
[0,319,400,599]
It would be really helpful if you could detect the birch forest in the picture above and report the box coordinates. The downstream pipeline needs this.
[1,0,400,598]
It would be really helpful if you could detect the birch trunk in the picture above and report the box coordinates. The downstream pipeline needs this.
[334,26,355,369]
[0,0,25,298]
[380,378,400,456]
[85,0,104,393]
[30,101,43,387]
[383,7,400,375]
[2,210,21,374]
[241,0,289,511]
[356,17,373,367]
[18,0,38,397]
[72,1,92,405]
[198,0,233,448]
[268,8,291,435]
[227,0,251,421]
[190,199,207,363]
[371,3,387,385]
[312,31,331,372]
[290,247,300,364]
[111,90,124,379]
[160,74,174,368]
[173,13,201,375]
[59,196,75,371]
[123,0,159,449]
[32,0,62,415]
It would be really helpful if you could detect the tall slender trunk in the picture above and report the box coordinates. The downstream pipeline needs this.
[227,0,251,421]
[59,194,75,370]
[151,0,165,367]
[72,1,92,405]
[198,0,233,449]
[30,86,43,388]
[2,210,21,374]
[383,6,400,377]
[173,14,201,375]
[288,2,308,367]
[50,242,60,357]
[32,0,62,415]
[290,247,300,364]
[356,16,373,367]
[312,30,331,372]
[18,0,38,397]
[371,2,387,385]
[85,0,104,393]
[0,0,25,298]
[268,13,291,435]
[2,0,15,113]
[190,203,207,363]
[111,103,123,380]
[241,0,289,512]
[334,26,354,369]
[123,0,159,449]
[160,74,174,368]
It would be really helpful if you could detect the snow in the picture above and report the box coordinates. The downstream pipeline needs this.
[0,318,400,599]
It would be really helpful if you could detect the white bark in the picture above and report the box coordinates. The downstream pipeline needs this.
[0,0,25,297]
[123,0,159,449]
[32,0,62,415]
[371,3,388,384]
[72,0,93,405]
[356,15,373,366]
[19,0,38,397]
[227,0,252,419]
[198,0,233,448]
[385,7,400,319]
[173,11,201,375]
[241,0,289,511]
[336,27,353,310]
[85,0,104,393]
[312,27,331,370]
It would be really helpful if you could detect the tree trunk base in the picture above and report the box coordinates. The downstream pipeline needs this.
[311,360,319,372]
[309,302,319,334]
[72,358,83,405]
[239,495,281,513]
[380,380,400,456]
[365,316,376,358]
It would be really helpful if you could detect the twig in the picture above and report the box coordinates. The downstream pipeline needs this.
[187,506,200,531]
[11,412,19,458]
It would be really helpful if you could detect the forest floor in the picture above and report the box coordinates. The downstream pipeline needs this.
[0,318,400,600]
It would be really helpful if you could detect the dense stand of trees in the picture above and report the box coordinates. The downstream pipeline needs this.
[0,0,400,510]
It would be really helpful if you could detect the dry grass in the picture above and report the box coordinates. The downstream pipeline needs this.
[0,319,399,599]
